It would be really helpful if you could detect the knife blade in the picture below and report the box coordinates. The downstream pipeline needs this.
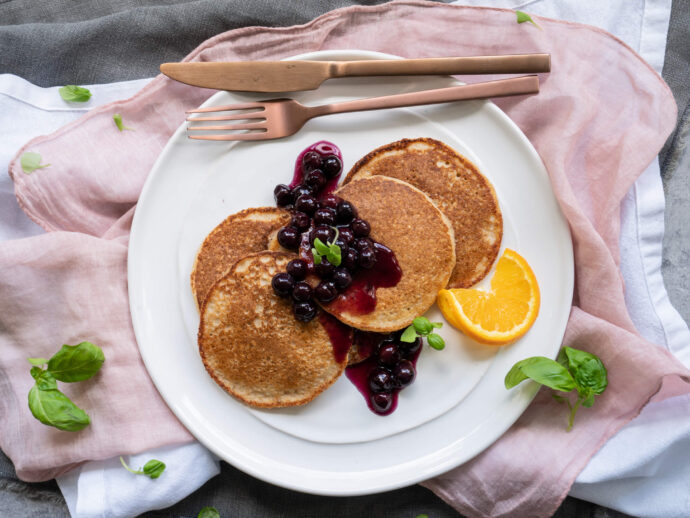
[160,54,550,93]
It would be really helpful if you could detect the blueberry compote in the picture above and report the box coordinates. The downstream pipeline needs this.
[345,331,422,416]
[271,141,401,323]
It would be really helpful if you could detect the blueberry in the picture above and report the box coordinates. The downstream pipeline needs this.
[310,225,333,245]
[271,272,294,297]
[332,267,352,290]
[368,366,393,392]
[301,151,322,173]
[314,280,338,303]
[295,194,318,215]
[370,391,393,414]
[322,155,342,178]
[342,248,359,270]
[400,337,422,358]
[314,258,335,279]
[378,343,402,367]
[333,238,348,252]
[292,184,313,199]
[305,169,326,192]
[319,194,340,209]
[290,211,311,231]
[277,226,300,250]
[353,237,373,252]
[292,281,313,302]
[313,207,336,226]
[358,247,376,269]
[293,301,317,322]
[286,259,308,280]
[273,184,293,207]
[351,218,371,237]
[338,227,354,244]
[393,360,416,388]
[336,201,357,223]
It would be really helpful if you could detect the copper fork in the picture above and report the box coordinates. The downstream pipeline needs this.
[187,75,539,141]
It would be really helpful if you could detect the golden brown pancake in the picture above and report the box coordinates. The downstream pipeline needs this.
[198,252,346,408]
[191,207,291,309]
[323,176,455,333]
[344,138,502,288]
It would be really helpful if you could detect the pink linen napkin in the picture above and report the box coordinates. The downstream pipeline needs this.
[2,1,689,516]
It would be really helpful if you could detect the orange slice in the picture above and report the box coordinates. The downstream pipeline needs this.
[437,249,540,345]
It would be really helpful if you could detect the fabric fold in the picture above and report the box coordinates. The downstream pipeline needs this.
[1,2,688,516]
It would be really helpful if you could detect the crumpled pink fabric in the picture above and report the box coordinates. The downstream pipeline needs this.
[1,1,688,516]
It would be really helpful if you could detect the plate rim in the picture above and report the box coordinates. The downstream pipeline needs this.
[128,49,574,495]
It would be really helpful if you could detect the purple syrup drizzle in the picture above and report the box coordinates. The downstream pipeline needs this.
[328,243,402,315]
[289,140,343,196]
[344,335,422,416]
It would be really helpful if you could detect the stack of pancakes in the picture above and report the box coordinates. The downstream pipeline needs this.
[195,138,502,409]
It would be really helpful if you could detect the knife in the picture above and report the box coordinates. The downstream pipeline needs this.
[160,54,550,93]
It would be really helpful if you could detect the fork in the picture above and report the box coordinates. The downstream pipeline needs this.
[186,75,539,141]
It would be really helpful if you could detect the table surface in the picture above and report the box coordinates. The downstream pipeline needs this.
[0,0,687,517]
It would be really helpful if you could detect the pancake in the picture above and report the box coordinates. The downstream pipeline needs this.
[191,207,291,309]
[323,176,455,333]
[344,138,502,288]
[198,252,346,408]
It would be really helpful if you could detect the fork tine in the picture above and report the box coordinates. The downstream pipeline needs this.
[187,102,265,113]
[188,132,272,142]
[186,111,266,122]
[187,122,266,131]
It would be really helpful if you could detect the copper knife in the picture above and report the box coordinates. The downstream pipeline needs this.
[160,54,550,93]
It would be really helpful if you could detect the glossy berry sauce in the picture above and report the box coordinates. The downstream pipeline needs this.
[289,141,343,196]
[317,313,352,364]
[344,333,422,416]
[328,243,402,315]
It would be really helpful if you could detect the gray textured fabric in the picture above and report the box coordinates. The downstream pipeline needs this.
[0,0,682,516]
[660,0,690,326]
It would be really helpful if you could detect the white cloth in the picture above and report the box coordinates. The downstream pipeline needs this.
[1,1,688,515]
[0,74,220,518]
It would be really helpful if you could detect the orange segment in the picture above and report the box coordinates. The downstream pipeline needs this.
[437,249,540,345]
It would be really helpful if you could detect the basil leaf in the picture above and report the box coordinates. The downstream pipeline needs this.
[143,459,166,479]
[113,113,133,132]
[314,238,330,255]
[504,357,576,392]
[413,317,432,335]
[28,385,90,431]
[562,347,608,395]
[28,358,48,366]
[581,392,595,408]
[47,342,105,382]
[198,507,221,518]
[427,333,445,350]
[59,85,92,102]
[20,152,50,174]
[551,393,567,404]
[32,369,58,390]
[515,10,541,29]
[431,322,443,329]
[400,326,418,343]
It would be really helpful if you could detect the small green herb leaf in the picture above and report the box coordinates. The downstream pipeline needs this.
[120,457,166,479]
[427,333,445,350]
[416,515,429,518]
[431,322,443,329]
[311,249,322,265]
[28,358,48,367]
[198,507,221,518]
[551,393,567,404]
[516,10,541,29]
[326,246,341,267]
[142,459,166,479]
[562,347,608,395]
[59,85,92,102]
[400,326,418,343]
[413,317,433,335]
[504,357,576,392]
[28,384,90,431]
[31,368,58,390]
[112,113,133,131]
[314,238,330,255]
[47,342,105,383]
[20,152,50,174]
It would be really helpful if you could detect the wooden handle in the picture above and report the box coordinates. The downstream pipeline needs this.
[333,54,550,77]
[310,76,539,118]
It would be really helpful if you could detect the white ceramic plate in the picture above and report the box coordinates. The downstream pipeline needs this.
[128,50,573,495]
